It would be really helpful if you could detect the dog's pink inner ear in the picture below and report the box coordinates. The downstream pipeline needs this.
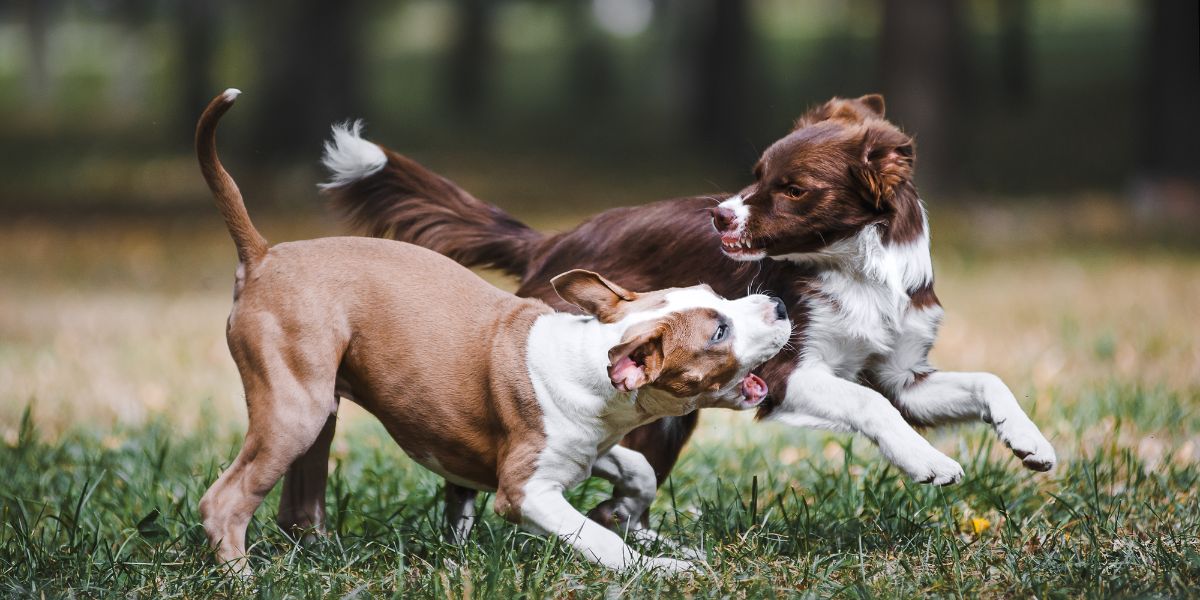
[550,269,638,323]
[608,356,646,392]
[606,320,667,391]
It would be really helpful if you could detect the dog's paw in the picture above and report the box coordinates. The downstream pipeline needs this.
[996,418,1056,472]
[645,557,698,575]
[630,529,704,561]
[895,447,964,486]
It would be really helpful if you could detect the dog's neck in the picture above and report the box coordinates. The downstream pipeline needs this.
[524,313,676,436]
[775,189,933,297]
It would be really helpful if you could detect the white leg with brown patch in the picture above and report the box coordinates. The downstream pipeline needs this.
[772,366,964,485]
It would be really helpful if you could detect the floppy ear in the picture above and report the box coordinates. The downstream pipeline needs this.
[606,320,667,393]
[550,269,638,323]
[852,128,915,210]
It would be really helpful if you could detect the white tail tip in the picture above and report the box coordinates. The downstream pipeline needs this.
[222,88,242,102]
[318,120,387,190]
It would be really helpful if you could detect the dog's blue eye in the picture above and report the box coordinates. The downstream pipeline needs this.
[711,323,729,343]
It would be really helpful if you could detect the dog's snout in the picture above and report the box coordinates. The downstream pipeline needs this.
[710,206,736,233]
[769,296,787,321]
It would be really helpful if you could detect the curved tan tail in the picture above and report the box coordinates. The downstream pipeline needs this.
[195,89,268,266]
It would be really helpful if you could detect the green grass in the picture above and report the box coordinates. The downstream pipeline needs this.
[2,399,1197,599]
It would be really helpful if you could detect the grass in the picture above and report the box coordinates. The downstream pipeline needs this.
[1,203,1198,597]
[3,406,1198,597]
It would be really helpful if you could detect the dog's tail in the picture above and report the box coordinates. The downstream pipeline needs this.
[319,123,544,278]
[196,88,268,268]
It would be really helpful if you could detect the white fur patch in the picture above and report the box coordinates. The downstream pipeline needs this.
[222,88,241,102]
[319,120,387,190]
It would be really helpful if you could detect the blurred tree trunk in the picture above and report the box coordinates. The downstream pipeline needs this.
[1140,0,1200,188]
[20,0,51,106]
[112,0,155,117]
[688,0,749,156]
[565,2,614,115]
[879,0,967,195]
[252,1,364,163]
[445,0,495,120]
[176,0,219,140]
[998,0,1031,111]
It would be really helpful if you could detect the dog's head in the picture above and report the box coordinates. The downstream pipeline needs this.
[710,94,917,260]
[551,270,791,414]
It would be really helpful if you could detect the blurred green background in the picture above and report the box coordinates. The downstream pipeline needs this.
[2,0,1197,218]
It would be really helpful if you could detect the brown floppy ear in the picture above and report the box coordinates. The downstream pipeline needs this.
[551,269,639,323]
[606,320,667,393]
[852,127,915,210]
[856,93,886,118]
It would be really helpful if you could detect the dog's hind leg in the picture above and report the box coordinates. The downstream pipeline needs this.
[587,446,657,535]
[277,410,338,540]
[199,331,339,571]
[588,446,703,561]
[444,483,478,544]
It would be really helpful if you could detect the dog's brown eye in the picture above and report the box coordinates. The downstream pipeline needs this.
[783,185,808,199]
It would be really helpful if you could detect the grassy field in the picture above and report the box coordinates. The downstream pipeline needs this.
[1,202,1198,597]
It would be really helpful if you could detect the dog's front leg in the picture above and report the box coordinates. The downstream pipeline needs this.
[513,479,696,574]
[893,371,1056,471]
[771,367,964,485]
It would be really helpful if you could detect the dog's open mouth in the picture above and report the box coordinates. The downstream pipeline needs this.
[740,373,768,407]
[720,234,767,260]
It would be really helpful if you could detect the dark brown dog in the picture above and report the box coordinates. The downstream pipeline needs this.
[321,94,1056,528]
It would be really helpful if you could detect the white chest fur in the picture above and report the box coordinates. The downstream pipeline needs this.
[782,221,938,381]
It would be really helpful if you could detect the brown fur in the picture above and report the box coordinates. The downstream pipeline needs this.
[195,91,559,568]
[327,94,933,489]
[197,91,770,568]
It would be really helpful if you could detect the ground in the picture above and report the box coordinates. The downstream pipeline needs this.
[1,202,1197,598]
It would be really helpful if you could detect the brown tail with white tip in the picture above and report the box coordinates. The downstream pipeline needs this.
[195,88,268,266]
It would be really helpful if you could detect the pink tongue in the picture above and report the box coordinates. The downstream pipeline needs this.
[741,373,768,405]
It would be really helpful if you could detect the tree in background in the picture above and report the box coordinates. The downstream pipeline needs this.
[879,0,968,195]
[998,0,1031,112]
[686,0,751,161]
[175,0,219,143]
[445,0,495,121]
[1139,0,1200,211]
[251,0,365,162]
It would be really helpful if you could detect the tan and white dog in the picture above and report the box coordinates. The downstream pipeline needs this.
[193,89,791,574]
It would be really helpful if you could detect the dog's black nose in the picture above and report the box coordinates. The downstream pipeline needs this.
[770,296,787,321]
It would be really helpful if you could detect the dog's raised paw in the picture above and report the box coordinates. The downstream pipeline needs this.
[895,445,964,486]
[998,419,1056,472]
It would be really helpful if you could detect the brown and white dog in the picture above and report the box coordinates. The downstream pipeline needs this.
[321,94,1057,525]
[194,90,790,573]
